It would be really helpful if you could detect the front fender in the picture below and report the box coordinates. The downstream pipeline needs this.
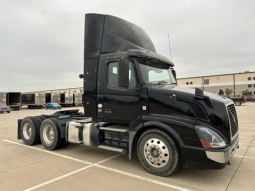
[128,116,187,159]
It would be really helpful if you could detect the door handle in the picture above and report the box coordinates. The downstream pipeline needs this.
[105,109,112,114]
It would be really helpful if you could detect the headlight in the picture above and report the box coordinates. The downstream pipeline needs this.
[195,126,226,148]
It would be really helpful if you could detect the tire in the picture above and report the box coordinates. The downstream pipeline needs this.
[20,117,41,145]
[40,118,64,150]
[36,115,47,122]
[7,111,10,113]
[137,129,180,176]
[235,101,241,106]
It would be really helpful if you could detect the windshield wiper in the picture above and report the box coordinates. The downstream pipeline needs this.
[157,81,169,85]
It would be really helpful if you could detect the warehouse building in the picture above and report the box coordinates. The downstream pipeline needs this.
[177,71,255,96]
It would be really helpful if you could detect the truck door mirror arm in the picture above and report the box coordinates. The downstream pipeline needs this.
[135,83,143,91]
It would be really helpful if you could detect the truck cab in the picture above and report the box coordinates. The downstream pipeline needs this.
[18,13,239,177]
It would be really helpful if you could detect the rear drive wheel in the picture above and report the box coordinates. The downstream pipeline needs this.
[36,115,47,122]
[235,101,241,106]
[137,129,180,176]
[40,118,64,150]
[20,117,41,145]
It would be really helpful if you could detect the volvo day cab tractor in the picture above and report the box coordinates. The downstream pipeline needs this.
[17,13,239,176]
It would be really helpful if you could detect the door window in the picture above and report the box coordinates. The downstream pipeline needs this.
[107,61,136,88]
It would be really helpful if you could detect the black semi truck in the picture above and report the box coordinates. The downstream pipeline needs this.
[17,14,239,176]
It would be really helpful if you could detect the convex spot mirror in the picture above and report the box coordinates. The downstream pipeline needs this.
[79,74,84,79]
[118,57,129,88]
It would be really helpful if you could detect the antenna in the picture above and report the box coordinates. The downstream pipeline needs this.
[168,34,172,61]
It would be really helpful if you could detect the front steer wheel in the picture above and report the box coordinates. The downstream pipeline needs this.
[20,117,41,145]
[137,129,180,176]
[40,118,65,150]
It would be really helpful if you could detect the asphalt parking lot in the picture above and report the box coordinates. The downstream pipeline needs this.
[0,103,254,191]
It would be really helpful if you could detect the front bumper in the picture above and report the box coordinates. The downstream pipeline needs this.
[181,137,239,170]
[205,137,239,163]
[0,109,11,112]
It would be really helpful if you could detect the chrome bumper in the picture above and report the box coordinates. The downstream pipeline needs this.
[205,138,239,163]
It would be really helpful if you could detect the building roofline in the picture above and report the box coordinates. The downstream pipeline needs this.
[177,71,255,80]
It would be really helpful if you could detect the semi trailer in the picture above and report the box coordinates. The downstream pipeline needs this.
[0,92,21,110]
[45,93,51,103]
[17,13,239,176]
[59,93,73,107]
[51,92,61,104]
[21,93,44,109]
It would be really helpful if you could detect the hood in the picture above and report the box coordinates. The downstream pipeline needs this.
[148,85,233,139]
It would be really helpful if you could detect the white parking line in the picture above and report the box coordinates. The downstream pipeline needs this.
[96,165,191,191]
[24,155,121,191]
[3,139,191,191]
[234,155,255,160]
[3,139,92,165]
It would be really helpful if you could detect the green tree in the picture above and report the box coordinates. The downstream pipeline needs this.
[242,89,252,96]
[225,88,233,95]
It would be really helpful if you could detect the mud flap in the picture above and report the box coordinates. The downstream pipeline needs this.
[17,119,23,139]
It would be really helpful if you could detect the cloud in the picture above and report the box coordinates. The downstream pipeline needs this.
[0,0,254,92]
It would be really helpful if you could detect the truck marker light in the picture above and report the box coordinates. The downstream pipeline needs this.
[201,140,212,148]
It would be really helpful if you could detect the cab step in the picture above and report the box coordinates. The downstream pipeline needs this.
[98,145,125,152]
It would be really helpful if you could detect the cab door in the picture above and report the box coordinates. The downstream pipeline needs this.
[98,57,142,124]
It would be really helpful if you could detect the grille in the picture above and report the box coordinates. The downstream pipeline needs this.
[227,104,238,137]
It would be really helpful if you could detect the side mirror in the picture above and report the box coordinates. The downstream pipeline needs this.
[79,74,84,79]
[171,68,177,80]
[118,57,129,88]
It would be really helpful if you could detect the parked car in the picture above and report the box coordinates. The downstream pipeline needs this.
[224,95,246,106]
[0,103,11,113]
[218,90,245,106]
[245,96,255,102]
[45,103,62,110]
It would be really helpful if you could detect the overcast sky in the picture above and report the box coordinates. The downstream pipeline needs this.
[0,0,254,92]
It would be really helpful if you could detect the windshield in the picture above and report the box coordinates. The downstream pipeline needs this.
[52,103,58,105]
[137,58,176,85]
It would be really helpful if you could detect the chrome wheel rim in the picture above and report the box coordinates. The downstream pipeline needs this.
[23,123,32,140]
[144,138,170,168]
[43,125,54,145]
